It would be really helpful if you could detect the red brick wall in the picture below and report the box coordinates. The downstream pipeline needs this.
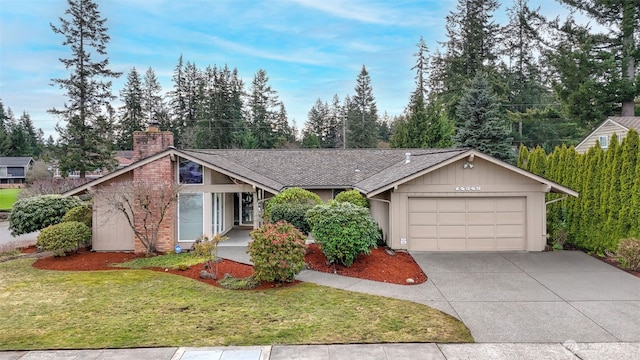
[131,130,176,254]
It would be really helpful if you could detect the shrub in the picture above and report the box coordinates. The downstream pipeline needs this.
[334,189,369,208]
[248,221,307,283]
[306,202,380,267]
[9,195,83,236]
[269,202,314,234]
[193,234,227,258]
[617,238,640,271]
[62,205,92,228]
[264,187,322,220]
[36,221,91,256]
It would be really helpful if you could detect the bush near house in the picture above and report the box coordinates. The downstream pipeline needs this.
[306,202,380,267]
[9,195,83,236]
[36,221,91,256]
[264,187,322,221]
[62,205,92,228]
[333,189,369,208]
[268,202,314,234]
[248,221,307,283]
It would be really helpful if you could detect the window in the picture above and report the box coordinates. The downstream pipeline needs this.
[212,193,224,234]
[178,193,203,242]
[178,157,203,184]
[598,135,609,149]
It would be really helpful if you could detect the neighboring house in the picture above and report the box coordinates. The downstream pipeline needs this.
[51,152,133,178]
[575,116,640,153]
[0,157,34,186]
[64,129,577,253]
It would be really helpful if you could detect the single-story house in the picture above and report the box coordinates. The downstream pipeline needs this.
[64,129,577,253]
[575,116,640,153]
[0,157,33,186]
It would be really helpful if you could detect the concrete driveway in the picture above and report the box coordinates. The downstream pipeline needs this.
[410,251,640,343]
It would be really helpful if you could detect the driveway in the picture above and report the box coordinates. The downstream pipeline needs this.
[0,221,38,250]
[410,251,640,343]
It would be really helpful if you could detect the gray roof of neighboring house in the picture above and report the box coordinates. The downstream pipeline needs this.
[180,148,466,194]
[609,116,640,130]
[0,157,33,167]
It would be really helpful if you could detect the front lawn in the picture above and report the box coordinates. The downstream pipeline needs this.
[0,188,20,211]
[0,259,472,350]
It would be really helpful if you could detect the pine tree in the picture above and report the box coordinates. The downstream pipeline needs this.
[142,67,165,126]
[346,65,378,148]
[116,67,144,150]
[247,69,282,149]
[49,0,120,177]
[453,73,514,162]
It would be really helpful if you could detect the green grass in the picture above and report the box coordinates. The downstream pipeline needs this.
[0,188,20,211]
[0,259,473,350]
[116,252,210,269]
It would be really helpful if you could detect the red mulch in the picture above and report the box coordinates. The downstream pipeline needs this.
[20,246,38,254]
[29,244,427,288]
[305,244,427,285]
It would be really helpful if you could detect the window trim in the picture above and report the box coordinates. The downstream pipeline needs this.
[177,157,204,185]
[598,135,609,149]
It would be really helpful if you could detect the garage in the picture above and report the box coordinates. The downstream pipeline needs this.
[408,197,526,251]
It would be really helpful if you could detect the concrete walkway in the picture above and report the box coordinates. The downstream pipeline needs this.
[2,342,639,360]
[0,221,37,251]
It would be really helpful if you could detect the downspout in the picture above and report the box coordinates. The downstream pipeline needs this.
[545,195,567,205]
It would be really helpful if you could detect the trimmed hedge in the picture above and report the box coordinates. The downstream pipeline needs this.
[62,205,92,228]
[36,221,92,256]
[264,187,322,220]
[268,202,314,234]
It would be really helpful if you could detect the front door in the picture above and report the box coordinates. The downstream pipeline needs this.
[239,192,253,226]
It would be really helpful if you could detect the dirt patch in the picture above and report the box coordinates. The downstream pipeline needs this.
[20,246,38,254]
[592,254,640,279]
[305,244,427,285]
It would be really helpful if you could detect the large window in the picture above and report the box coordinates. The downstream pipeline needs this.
[178,193,203,242]
[178,158,203,184]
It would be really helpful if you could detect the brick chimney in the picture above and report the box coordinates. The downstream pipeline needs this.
[132,129,174,162]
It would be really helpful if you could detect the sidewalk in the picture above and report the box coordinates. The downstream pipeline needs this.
[2,342,639,360]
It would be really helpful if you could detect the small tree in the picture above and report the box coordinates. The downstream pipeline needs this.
[91,180,180,256]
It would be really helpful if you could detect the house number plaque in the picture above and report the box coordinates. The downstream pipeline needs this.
[455,186,481,191]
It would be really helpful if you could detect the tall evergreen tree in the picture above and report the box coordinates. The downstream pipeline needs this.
[346,65,378,148]
[453,73,514,162]
[142,67,166,126]
[49,0,120,177]
[246,69,282,149]
[116,67,144,150]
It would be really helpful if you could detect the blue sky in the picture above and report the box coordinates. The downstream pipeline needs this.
[0,0,565,140]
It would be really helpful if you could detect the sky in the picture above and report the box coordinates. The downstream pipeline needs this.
[0,0,567,140]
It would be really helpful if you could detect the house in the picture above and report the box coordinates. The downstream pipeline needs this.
[0,157,34,186]
[51,151,133,178]
[575,116,640,153]
[63,129,577,253]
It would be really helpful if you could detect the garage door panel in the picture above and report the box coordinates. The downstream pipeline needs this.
[468,238,497,249]
[466,198,495,212]
[497,212,524,224]
[409,225,437,237]
[467,225,495,237]
[409,199,437,212]
[497,224,523,237]
[438,225,467,237]
[409,212,437,225]
[408,197,525,251]
[467,212,495,225]
[438,212,466,225]
[437,199,466,211]
[438,238,467,250]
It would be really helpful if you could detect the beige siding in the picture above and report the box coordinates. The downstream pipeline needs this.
[92,172,135,251]
[389,158,548,251]
[310,189,334,202]
[369,193,390,243]
[575,121,628,153]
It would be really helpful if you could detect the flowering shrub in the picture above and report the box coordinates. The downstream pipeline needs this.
[248,221,307,282]
[306,202,380,267]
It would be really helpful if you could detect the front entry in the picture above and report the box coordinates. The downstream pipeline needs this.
[235,192,253,226]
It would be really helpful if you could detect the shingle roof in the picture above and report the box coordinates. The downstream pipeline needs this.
[180,148,465,194]
[609,116,640,130]
[0,157,33,166]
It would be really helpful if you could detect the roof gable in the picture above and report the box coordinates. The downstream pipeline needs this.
[0,157,33,166]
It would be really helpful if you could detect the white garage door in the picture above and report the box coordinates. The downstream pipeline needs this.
[408,197,525,251]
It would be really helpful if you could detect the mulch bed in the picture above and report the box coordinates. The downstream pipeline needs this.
[591,254,640,279]
[29,244,427,288]
[305,243,427,285]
